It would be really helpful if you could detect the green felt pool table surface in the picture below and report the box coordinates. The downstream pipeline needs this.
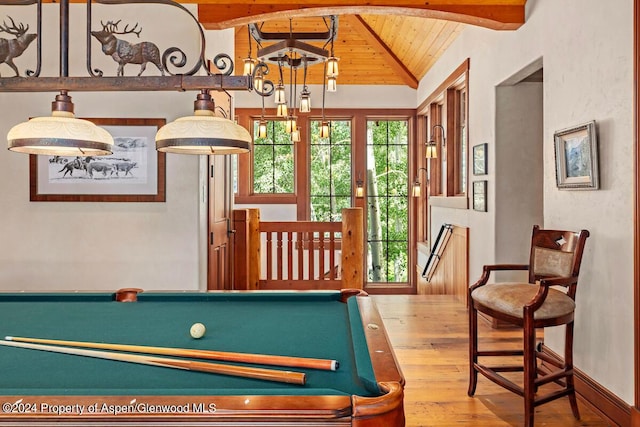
[0,289,405,426]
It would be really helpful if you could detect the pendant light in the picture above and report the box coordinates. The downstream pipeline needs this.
[7,0,113,156]
[325,18,339,78]
[156,90,251,155]
[258,90,268,139]
[243,25,257,76]
[298,56,311,113]
[319,62,330,139]
[8,91,113,156]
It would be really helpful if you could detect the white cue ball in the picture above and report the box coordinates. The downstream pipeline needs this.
[190,322,206,339]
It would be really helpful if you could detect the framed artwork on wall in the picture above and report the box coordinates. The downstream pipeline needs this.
[29,118,166,202]
[472,180,487,212]
[472,143,487,175]
[553,120,599,190]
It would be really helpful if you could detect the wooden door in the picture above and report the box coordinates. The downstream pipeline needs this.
[208,154,233,290]
[207,91,234,290]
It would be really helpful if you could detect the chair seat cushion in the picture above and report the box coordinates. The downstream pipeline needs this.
[471,283,576,320]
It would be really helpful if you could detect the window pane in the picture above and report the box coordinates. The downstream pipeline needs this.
[366,120,409,284]
[459,89,467,194]
[253,120,294,194]
[310,120,352,222]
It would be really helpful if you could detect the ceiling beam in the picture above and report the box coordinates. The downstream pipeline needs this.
[197,1,526,31]
[346,15,418,89]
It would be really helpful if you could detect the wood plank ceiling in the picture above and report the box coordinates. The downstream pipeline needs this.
[196,1,526,88]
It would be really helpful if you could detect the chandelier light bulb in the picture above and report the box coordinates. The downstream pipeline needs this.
[258,120,268,138]
[327,76,337,92]
[326,57,339,77]
[285,116,297,134]
[319,121,330,139]
[299,89,311,113]
[243,58,256,76]
[276,103,288,117]
[274,84,286,104]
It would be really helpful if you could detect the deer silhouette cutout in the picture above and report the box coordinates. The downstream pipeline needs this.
[0,16,37,77]
[91,20,164,76]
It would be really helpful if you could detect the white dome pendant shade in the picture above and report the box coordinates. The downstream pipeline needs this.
[156,91,251,155]
[7,92,114,156]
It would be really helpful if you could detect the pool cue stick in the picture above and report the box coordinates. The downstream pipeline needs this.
[5,336,339,371]
[0,340,306,385]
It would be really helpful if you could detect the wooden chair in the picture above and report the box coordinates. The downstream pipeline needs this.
[468,225,590,427]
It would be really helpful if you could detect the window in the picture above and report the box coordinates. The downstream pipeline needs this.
[234,109,417,292]
[417,58,469,211]
[458,88,467,195]
[253,120,295,194]
[309,120,352,222]
[366,120,409,283]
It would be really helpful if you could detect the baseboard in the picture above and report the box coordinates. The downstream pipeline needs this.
[540,344,631,427]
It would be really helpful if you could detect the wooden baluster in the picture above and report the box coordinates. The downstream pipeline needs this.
[287,231,293,281]
[318,231,325,281]
[276,231,283,280]
[329,230,336,280]
[297,231,304,280]
[308,231,315,280]
[266,231,273,280]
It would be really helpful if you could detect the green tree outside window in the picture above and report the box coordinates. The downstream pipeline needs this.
[253,120,295,194]
[366,120,409,283]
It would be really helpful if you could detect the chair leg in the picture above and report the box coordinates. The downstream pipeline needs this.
[468,301,478,396]
[565,321,581,420]
[523,316,537,427]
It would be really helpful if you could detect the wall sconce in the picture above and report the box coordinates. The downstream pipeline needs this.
[426,124,446,159]
[412,167,429,198]
[356,173,364,198]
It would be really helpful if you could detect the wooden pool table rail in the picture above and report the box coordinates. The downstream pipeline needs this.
[0,289,405,426]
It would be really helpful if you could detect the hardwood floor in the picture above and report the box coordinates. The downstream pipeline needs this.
[372,294,610,427]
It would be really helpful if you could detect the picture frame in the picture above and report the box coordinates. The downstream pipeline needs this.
[472,180,487,212]
[29,118,166,202]
[553,121,599,190]
[472,143,487,175]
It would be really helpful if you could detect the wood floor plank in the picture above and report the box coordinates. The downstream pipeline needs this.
[372,294,609,426]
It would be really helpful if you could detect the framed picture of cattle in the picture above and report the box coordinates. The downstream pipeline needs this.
[29,118,166,202]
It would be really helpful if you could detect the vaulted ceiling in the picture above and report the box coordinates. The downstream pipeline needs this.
[196,1,526,87]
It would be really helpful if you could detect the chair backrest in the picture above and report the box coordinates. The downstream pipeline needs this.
[528,225,590,291]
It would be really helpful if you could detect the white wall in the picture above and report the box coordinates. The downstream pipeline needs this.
[1,0,632,406]
[418,0,633,403]
[0,4,215,291]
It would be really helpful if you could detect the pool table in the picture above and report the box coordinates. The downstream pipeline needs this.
[0,288,404,426]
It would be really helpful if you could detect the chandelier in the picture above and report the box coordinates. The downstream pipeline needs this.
[246,16,340,140]
[1,0,255,156]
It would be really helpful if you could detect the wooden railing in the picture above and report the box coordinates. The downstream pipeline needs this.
[232,208,364,290]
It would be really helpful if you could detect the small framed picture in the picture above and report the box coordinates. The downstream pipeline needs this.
[554,121,599,190]
[473,181,487,212]
[473,143,487,175]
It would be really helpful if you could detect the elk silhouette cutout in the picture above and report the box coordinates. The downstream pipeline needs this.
[0,16,37,77]
[91,20,164,76]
